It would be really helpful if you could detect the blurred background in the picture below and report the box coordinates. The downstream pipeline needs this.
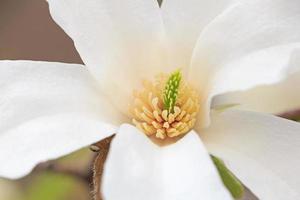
[0,0,95,199]
[0,0,81,62]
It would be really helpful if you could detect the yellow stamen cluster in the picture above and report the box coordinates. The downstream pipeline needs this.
[130,73,200,140]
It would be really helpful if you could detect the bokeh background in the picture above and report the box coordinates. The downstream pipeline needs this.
[0,0,95,199]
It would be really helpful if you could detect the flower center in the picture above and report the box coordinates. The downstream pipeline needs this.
[130,70,200,140]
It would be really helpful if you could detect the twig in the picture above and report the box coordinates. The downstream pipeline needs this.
[277,108,300,120]
[91,135,115,200]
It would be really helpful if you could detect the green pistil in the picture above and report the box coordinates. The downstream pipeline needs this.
[163,69,182,113]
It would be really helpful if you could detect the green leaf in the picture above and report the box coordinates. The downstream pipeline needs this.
[211,155,244,199]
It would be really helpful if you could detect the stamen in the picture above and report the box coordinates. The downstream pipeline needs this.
[163,122,170,129]
[153,110,163,122]
[161,110,169,121]
[130,70,200,140]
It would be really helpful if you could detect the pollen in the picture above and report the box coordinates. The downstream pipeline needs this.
[130,71,200,140]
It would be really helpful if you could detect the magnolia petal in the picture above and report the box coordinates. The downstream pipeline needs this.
[201,110,300,200]
[47,0,169,116]
[0,60,121,179]
[102,124,232,200]
[189,0,300,93]
[213,51,300,114]
[213,71,300,114]
[161,0,235,70]
[197,45,300,129]
[189,0,300,128]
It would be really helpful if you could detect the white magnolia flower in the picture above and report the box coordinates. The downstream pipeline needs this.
[0,0,300,199]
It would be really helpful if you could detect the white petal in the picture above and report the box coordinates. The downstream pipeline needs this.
[0,60,122,179]
[189,0,300,96]
[213,50,300,113]
[161,0,235,69]
[102,124,232,200]
[47,0,169,115]
[201,110,300,200]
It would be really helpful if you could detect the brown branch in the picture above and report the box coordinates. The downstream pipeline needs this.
[277,108,300,120]
[90,135,115,200]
